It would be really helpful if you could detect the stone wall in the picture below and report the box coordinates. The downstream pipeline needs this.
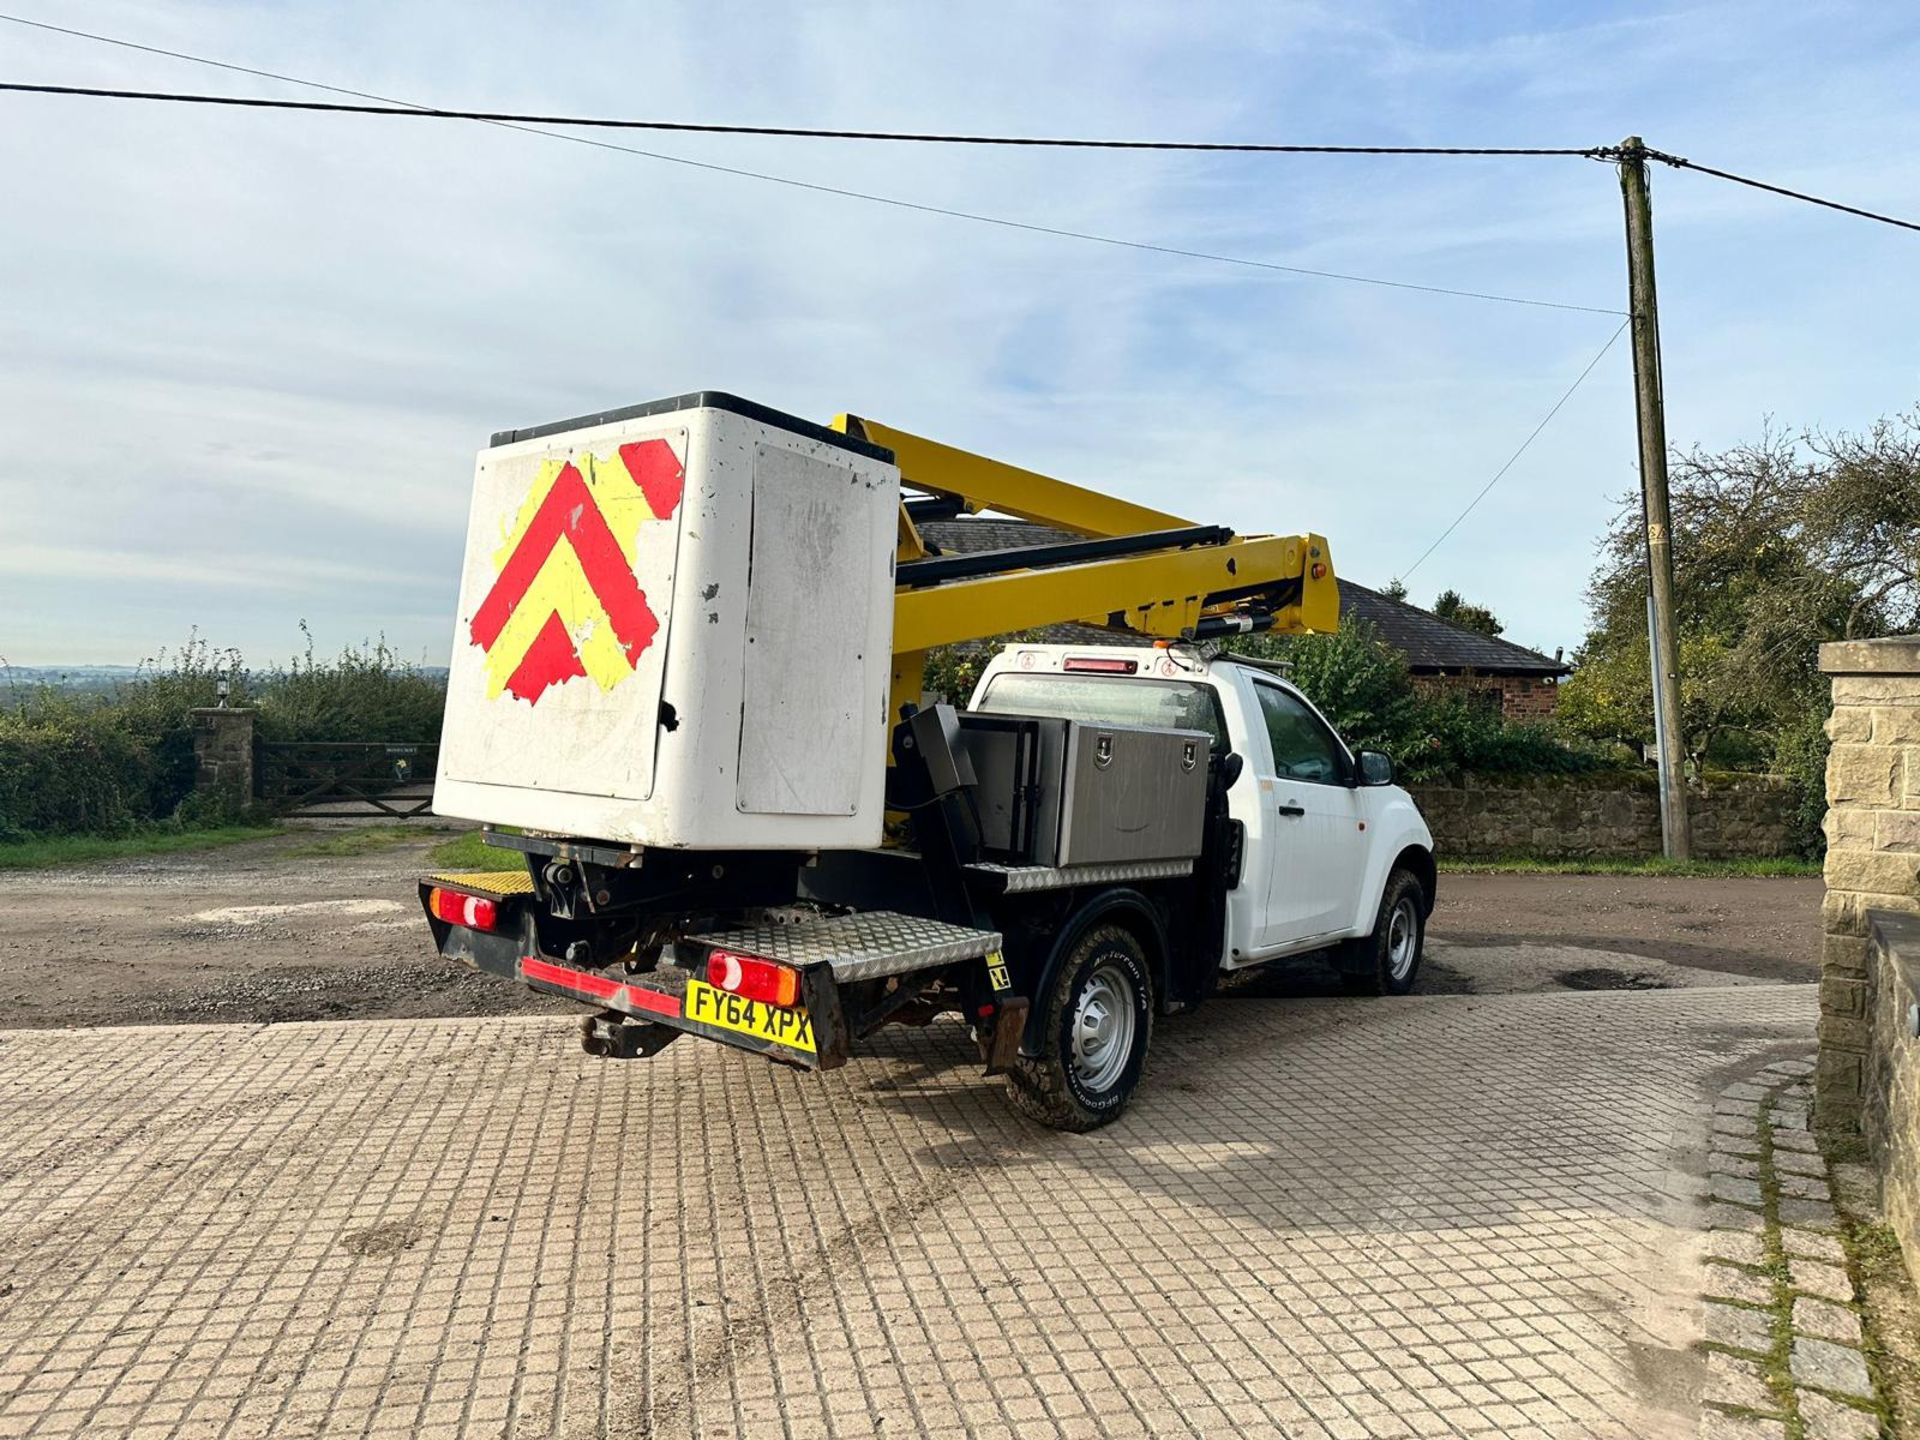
[189,707,255,804]
[1816,635,1920,1132]
[1408,773,1798,860]
[1863,914,1920,1289]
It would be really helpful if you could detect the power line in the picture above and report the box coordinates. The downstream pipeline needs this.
[0,77,1624,316]
[0,79,1611,156]
[8,13,1915,240]
[1400,318,1631,581]
[1639,146,1920,235]
[0,18,1608,155]
[0,12,459,106]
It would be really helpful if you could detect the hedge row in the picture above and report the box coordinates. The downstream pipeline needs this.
[0,637,446,841]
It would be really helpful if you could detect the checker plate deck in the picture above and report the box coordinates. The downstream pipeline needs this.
[426,870,538,897]
[965,857,1194,893]
[681,911,1001,983]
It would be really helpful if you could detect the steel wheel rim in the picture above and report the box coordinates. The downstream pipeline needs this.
[1071,963,1136,1094]
[1387,897,1419,982]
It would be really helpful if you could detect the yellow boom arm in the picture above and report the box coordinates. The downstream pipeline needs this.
[829,414,1340,724]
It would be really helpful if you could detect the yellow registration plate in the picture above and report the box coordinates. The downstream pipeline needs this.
[685,979,816,1055]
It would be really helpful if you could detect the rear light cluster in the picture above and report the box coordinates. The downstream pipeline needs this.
[706,949,801,1008]
[428,887,500,933]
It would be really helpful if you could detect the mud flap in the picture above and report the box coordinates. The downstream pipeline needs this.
[983,996,1030,1076]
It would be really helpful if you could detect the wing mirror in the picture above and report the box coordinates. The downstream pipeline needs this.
[1218,751,1245,790]
[1356,750,1394,787]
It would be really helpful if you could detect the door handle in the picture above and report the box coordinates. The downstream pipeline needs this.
[1277,802,1306,817]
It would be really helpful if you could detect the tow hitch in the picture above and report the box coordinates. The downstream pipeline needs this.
[580,1010,683,1060]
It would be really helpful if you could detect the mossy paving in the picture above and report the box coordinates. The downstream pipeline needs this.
[1700,1061,1892,1437]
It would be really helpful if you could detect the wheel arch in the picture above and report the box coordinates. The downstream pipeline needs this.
[1019,887,1168,1055]
[1394,843,1437,916]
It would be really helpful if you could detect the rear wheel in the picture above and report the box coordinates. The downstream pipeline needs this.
[1339,867,1426,997]
[1007,924,1153,1131]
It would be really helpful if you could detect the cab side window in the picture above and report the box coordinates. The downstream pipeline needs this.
[1253,684,1348,785]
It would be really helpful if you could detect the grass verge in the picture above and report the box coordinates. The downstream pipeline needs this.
[426,831,523,871]
[282,825,450,859]
[1438,855,1820,878]
[0,825,283,871]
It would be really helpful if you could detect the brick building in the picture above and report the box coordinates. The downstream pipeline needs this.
[917,519,1571,722]
[1341,583,1570,721]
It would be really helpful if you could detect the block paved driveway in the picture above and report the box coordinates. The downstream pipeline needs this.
[0,983,1814,1440]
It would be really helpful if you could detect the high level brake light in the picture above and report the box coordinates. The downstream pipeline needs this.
[1062,656,1138,674]
[428,887,500,933]
[706,950,801,1008]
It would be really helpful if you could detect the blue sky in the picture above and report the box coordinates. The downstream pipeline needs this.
[2,0,1915,666]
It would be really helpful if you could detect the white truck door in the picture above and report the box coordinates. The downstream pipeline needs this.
[1249,681,1368,948]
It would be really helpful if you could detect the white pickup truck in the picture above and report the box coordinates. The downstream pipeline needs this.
[419,392,1435,1130]
[958,642,1436,1124]
[427,632,1434,1131]
[973,642,1436,980]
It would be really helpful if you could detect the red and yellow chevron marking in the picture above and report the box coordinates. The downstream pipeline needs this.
[469,439,684,705]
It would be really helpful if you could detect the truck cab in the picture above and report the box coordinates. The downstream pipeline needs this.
[971,642,1436,982]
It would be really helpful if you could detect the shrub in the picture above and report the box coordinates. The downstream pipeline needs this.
[0,629,446,839]
[1770,700,1831,859]
[0,708,158,839]
[922,632,1046,707]
[1252,622,1610,783]
[1397,693,1608,782]
[254,627,444,744]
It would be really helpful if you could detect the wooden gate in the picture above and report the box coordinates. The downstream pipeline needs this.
[255,742,438,818]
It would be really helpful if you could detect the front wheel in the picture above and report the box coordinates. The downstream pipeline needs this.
[1006,924,1154,1131]
[1340,867,1427,996]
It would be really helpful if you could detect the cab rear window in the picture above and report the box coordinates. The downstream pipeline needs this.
[974,673,1228,750]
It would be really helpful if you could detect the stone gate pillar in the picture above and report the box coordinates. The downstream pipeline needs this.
[190,707,256,806]
[1816,636,1920,1130]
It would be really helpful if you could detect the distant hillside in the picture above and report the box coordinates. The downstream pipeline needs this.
[3,664,449,698]
[2,665,147,696]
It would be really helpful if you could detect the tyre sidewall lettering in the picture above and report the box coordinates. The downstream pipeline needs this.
[1058,938,1152,1115]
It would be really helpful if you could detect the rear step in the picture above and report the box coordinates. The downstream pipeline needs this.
[675,911,1001,983]
[425,869,536,898]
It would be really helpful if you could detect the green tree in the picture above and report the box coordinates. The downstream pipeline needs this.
[1559,408,1920,849]
[1430,589,1504,636]
[1243,621,1602,781]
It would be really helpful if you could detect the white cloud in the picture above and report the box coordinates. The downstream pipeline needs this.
[1,0,1914,665]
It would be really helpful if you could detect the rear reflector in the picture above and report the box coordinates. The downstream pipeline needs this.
[520,957,683,1018]
[1062,656,1138,674]
[429,887,500,932]
[707,949,801,1008]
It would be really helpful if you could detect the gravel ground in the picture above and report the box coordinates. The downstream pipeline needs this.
[0,831,571,1029]
[0,830,1820,1029]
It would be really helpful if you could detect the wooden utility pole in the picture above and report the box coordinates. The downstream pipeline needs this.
[1618,136,1692,859]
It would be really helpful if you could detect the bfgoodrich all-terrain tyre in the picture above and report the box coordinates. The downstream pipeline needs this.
[1006,923,1154,1132]
[1339,866,1427,997]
